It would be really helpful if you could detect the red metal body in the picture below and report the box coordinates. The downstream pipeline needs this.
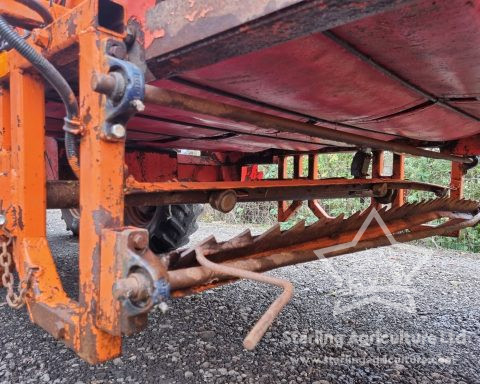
[80,0,480,151]
[1,0,480,364]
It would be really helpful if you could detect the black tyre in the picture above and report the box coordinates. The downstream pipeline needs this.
[61,208,80,236]
[61,204,202,253]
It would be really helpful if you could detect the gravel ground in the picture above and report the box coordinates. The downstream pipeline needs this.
[0,210,479,383]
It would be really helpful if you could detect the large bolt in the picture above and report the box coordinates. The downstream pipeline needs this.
[31,28,50,49]
[113,272,152,304]
[130,99,145,112]
[132,233,148,250]
[372,183,388,197]
[107,43,127,59]
[110,124,126,139]
[124,25,137,46]
[0,213,6,227]
[209,189,237,213]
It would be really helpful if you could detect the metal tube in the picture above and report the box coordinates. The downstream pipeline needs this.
[46,180,79,209]
[92,74,472,164]
[195,247,294,350]
[169,212,480,292]
[46,179,447,209]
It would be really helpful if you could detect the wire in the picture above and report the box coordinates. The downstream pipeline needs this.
[0,14,80,177]
[15,0,54,25]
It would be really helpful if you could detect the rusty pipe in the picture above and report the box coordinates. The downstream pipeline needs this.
[169,211,480,293]
[92,74,473,164]
[113,272,152,303]
[46,179,448,209]
[195,247,294,350]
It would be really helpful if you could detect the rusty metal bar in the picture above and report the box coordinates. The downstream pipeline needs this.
[169,210,480,293]
[92,76,472,164]
[139,0,419,78]
[171,76,407,140]
[45,178,448,208]
[195,247,294,350]
[46,180,79,208]
[392,154,405,208]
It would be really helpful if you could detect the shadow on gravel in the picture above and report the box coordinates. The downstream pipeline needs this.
[0,212,478,384]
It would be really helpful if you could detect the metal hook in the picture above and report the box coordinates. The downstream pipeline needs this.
[195,247,294,350]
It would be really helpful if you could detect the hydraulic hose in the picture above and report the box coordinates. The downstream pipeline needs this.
[15,0,54,26]
[0,14,80,177]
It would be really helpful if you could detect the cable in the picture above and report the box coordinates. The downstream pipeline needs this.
[15,0,54,26]
[0,15,80,177]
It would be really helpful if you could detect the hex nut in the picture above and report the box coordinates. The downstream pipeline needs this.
[110,124,126,139]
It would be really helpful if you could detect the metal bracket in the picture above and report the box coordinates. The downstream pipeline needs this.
[102,56,145,141]
[462,156,479,173]
[98,227,169,336]
[351,150,373,178]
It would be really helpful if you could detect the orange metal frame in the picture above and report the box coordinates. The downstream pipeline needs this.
[0,0,126,363]
[0,0,473,364]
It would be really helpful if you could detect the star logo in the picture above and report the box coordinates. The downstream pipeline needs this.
[314,207,431,316]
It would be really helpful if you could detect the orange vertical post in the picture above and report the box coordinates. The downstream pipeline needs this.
[77,31,123,363]
[0,84,10,286]
[9,69,46,239]
[450,162,464,200]
[448,162,465,238]
[371,150,384,178]
[307,153,332,219]
[371,150,384,209]
[392,154,405,208]
[9,65,72,315]
[277,155,301,222]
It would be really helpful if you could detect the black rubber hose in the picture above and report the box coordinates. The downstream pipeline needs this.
[15,0,54,26]
[0,14,80,177]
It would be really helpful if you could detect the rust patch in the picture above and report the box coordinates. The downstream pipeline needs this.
[17,206,24,230]
[92,208,121,236]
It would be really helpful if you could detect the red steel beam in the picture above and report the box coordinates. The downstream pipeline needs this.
[126,0,420,78]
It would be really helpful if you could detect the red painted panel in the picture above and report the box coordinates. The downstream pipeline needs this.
[354,104,480,141]
[44,0,480,151]
[333,0,480,98]
[449,101,480,120]
[181,33,424,122]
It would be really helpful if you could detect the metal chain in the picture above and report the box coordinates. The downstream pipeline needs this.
[0,230,34,309]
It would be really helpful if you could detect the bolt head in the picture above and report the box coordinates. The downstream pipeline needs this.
[124,26,137,46]
[130,99,145,112]
[110,124,126,139]
[157,302,169,314]
[31,28,49,49]
[132,233,148,250]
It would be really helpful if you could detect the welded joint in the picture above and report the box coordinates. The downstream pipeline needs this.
[195,247,294,350]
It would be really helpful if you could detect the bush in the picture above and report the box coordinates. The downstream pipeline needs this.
[200,153,480,252]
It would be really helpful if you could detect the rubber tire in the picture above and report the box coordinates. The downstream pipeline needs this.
[61,204,202,253]
[61,208,80,236]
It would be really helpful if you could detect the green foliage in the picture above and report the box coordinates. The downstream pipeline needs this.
[257,154,480,252]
